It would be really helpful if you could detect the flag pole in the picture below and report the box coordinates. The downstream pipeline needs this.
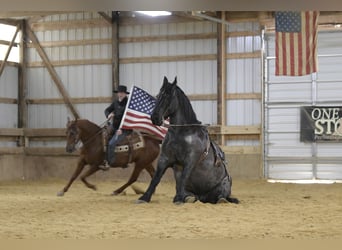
[119,85,135,130]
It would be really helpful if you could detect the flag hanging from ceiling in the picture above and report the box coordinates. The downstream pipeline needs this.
[275,11,319,76]
[119,86,168,140]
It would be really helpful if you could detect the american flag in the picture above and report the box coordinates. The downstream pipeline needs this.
[275,11,319,76]
[119,86,168,140]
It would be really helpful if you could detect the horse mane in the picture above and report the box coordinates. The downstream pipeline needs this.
[75,119,101,133]
[174,86,201,124]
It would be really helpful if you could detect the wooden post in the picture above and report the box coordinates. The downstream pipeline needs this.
[112,11,120,96]
[26,24,80,119]
[217,11,227,145]
[17,20,27,146]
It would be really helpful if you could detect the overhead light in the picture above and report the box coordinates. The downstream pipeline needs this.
[135,11,172,17]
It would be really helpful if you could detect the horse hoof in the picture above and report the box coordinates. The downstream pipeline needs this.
[111,191,126,196]
[57,191,64,197]
[184,196,196,203]
[135,199,148,204]
[217,197,229,204]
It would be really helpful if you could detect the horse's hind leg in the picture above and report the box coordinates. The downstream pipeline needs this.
[111,162,146,195]
[57,158,86,196]
[80,165,100,191]
[145,163,155,178]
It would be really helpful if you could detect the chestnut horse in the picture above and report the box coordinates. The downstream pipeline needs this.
[57,118,160,196]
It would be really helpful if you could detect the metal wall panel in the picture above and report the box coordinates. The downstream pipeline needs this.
[264,31,342,180]
[23,14,262,149]
[0,66,18,147]
[119,21,218,125]
[27,12,112,128]
[225,22,262,146]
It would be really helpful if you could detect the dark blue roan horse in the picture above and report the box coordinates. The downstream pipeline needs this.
[137,76,239,204]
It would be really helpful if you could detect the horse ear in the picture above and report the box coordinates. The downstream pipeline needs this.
[163,76,168,84]
[173,76,177,85]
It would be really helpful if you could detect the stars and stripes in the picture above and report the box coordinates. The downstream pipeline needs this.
[275,11,319,76]
[119,86,168,140]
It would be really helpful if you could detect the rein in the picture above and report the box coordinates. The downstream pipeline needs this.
[163,123,209,128]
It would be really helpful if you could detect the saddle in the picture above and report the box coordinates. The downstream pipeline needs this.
[102,127,145,164]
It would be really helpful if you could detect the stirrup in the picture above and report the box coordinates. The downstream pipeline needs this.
[98,161,110,171]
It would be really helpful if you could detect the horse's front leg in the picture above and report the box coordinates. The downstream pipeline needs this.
[172,164,194,204]
[80,165,101,191]
[175,159,198,203]
[57,157,87,196]
[136,156,171,203]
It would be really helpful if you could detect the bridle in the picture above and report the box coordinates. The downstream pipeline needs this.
[67,119,109,149]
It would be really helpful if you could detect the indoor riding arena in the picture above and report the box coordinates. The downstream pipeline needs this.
[0,11,342,239]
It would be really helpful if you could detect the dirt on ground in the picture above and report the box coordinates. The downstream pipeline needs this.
[0,178,341,239]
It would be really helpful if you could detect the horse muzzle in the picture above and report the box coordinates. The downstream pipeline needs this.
[150,113,162,126]
[66,144,76,153]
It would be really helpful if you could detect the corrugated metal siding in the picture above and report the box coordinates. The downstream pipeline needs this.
[27,12,112,130]
[0,66,18,147]
[7,13,261,150]
[226,22,261,146]
[119,21,218,125]
[264,31,342,180]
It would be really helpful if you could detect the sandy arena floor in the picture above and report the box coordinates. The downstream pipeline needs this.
[0,178,341,239]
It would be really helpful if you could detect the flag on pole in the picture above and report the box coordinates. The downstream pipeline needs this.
[275,11,319,76]
[119,86,168,140]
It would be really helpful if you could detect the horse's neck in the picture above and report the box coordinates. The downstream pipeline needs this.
[78,121,101,143]
[170,112,194,125]
[170,90,200,125]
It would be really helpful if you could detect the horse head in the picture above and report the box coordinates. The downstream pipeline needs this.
[65,117,81,153]
[151,76,177,126]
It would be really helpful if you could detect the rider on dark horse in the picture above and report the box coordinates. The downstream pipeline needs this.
[101,85,131,170]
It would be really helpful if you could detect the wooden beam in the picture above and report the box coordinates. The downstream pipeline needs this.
[217,11,226,145]
[0,24,20,77]
[120,54,216,64]
[27,58,111,67]
[24,32,258,49]
[18,20,27,144]
[26,25,80,119]
[26,38,111,48]
[98,12,112,24]
[24,93,260,104]
[0,40,19,46]
[207,125,261,135]
[0,97,17,104]
[24,128,66,137]
[26,51,260,68]
[0,128,24,136]
[30,19,109,31]
[221,145,261,155]
[0,147,24,155]
[26,96,112,104]
[0,61,18,67]
[226,51,261,59]
[24,147,79,156]
[226,93,261,99]
[120,33,217,43]
[112,11,119,96]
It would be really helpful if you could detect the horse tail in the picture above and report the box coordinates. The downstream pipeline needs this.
[227,197,239,204]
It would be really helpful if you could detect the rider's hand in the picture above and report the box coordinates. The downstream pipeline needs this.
[116,129,122,135]
[108,112,114,120]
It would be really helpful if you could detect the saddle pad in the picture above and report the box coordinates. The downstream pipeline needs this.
[114,136,145,153]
